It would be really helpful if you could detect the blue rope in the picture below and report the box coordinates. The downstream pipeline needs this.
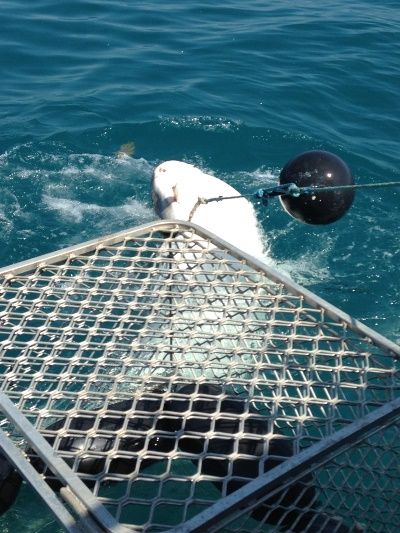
[256,180,400,200]
[199,180,400,205]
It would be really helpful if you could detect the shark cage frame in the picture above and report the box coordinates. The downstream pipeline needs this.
[0,221,399,532]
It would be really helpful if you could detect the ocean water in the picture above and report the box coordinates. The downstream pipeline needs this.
[0,0,399,530]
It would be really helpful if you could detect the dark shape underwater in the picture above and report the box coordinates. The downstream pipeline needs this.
[0,383,360,531]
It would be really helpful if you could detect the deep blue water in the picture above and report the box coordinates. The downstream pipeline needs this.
[0,0,399,530]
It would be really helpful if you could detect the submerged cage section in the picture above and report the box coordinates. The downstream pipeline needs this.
[0,220,399,532]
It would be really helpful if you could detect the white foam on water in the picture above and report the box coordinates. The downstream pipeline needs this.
[233,167,279,188]
[120,197,155,220]
[53,153,154,184]
[43,194,154,225]
[163,116,240,132]
[43,196,101,223]
[276,225,337,286]
[275,252,332,286]
[28,148,157,230]
[0,209,13,239]
[0,190,21,239]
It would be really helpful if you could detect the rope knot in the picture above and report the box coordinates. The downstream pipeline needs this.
[189,197,208,221]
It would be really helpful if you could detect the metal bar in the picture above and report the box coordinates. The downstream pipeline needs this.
[60,487,120,533]
[0,427,83,533]
[0,393,134,533]
[168,395,400,533]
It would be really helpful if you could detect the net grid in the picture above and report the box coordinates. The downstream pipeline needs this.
[0,220,398,532]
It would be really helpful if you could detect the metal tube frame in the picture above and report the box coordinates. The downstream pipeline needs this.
[0,219,399,532]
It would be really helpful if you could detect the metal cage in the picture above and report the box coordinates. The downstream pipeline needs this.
[0,220,399,532]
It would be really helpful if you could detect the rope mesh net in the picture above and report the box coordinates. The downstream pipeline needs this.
[0,221,399,532]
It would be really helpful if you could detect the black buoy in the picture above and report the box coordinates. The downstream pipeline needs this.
[279,150,354,225]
